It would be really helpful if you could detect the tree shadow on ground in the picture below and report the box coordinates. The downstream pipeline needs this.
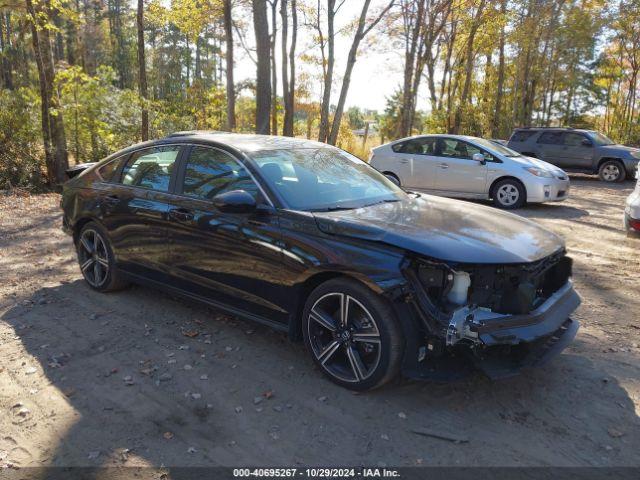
[2,279,640,477]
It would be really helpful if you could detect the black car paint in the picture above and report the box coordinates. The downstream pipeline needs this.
[61,133,580,380]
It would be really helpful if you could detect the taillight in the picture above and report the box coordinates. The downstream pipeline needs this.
[630,218,640,231]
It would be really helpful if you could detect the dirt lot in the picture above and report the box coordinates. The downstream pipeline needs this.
[1,176,639,469]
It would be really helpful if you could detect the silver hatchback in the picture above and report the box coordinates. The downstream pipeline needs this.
[370,134,570,209]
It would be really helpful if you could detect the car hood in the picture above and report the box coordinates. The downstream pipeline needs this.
[511,155,567,175]
[312,195,564,264]
[604,144,640,155]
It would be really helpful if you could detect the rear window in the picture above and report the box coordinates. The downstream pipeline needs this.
[510,130,537,142]
[391,142,405,153]
[537,132,564,145]
[97,156,126,182]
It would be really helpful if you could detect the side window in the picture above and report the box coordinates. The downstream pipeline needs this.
[97,156,126,182]
[510,130,537,142]
[121,146,180,192]
[401,138,436,155]
[391,142,406,153]
[537,132,563,145]
[182,146,260,200]
[563,133,587,146]
[437,139,489,160]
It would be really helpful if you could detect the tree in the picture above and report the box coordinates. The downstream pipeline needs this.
[252,0,271,134]
[137,0,149,140]
[280,0,296,136]
[326,0,394,145]
[26,0,69,185]
[223,0,236,130]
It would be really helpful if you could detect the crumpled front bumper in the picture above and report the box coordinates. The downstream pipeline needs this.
[400,281,581,381]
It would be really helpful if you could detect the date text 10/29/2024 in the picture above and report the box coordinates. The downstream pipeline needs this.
[233,468,401,478]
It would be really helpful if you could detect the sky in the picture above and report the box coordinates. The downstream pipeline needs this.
[232,0,415,112]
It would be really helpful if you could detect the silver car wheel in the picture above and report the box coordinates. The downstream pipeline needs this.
[602,164,620,181]
[307,292,382,384]
[496,184,520,206]
[78,229,110,287]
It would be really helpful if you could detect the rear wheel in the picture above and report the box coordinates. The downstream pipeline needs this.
[76,222,129,292]
[302,278,403,391]
[598,160,625,182]
[492,178,526,209]
[383,172,401,186]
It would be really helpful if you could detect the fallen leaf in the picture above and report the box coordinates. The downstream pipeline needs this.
[163,432,174,440]
[183,330,199,338]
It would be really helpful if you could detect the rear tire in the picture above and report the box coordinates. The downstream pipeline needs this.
[383,172,401,187]
[302,278,403,391]
[76,222,129,292]
[598,160,625,183]
[491,178,526,209]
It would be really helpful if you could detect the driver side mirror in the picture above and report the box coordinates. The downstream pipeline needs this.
[581,138,593,147]
[472,152,487,165]
[212,189,257,214]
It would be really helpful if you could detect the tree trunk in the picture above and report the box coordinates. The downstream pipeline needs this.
[451,0,486,134]
[281,0,296,136]
[269,0,278,135]
[136,0,149,141]
[0,13,14,89]
[253,0,271,134]
[491,0,506,138]
[327,0,393,145]
[318,0,336,143]
[223,0,236,130]
[26,0,68,185]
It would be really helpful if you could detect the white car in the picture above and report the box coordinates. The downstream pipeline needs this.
[370,134,570,209]
[624,168,640,237]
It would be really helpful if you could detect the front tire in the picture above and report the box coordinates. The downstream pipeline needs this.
[76,222,129,292]
[492,179,526,209]
[598,160,625,182]
[302,278,403,391]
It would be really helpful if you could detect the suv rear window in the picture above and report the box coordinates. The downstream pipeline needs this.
[510,131,537,142]
[537,132,564,145]
[97,156,126,182]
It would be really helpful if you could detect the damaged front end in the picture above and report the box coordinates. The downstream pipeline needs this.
[397,250,580,381]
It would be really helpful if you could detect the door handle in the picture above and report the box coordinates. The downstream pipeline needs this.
[169,207,194,222]
[438,163,449,169]
[399,158,410,164]
[103,194,120,205]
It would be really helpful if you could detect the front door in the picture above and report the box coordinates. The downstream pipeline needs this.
[165,145,288,324]
[558,132,595,169]
[432,138,488,195]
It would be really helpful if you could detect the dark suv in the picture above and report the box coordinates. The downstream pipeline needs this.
[507,128,640,182]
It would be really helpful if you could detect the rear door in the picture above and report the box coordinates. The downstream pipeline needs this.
[101,145,182,280]
[164,145,288,324]
[431,138,489,195]
[535,131,565,166]
[394,137,439,190]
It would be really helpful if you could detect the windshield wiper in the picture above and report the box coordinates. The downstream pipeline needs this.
[362,198,401,208]
[312,205,358,212]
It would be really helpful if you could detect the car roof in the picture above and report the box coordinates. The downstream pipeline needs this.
[163,131,328,152]
[513,127,594,134]
[377,133,488,148]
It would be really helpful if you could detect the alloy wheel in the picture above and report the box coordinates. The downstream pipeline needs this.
[307,292,382,383]
[78,229,110,288]
[496,183,520,206]
[601,164,620,181]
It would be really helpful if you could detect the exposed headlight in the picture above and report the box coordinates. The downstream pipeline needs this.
[524,167,554,178]
[630,150,640,159]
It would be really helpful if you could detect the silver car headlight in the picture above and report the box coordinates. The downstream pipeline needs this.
[629,150,640,160]
[524,167,554,178]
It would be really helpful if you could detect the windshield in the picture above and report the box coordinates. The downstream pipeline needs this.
[250,148,407,211]
[471,137,522,157]
[589,132,615,146]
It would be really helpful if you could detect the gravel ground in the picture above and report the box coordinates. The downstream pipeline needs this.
[0,176,639,469]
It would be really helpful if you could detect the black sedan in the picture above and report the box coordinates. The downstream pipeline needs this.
[61,132,581,390]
